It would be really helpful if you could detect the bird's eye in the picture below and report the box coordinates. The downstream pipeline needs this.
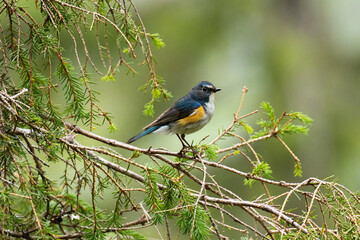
[202,87,208,92]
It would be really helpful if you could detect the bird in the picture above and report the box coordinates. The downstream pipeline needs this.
[127,81,221,152]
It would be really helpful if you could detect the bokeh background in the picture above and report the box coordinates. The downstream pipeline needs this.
[41,0,360,238]
[110,0,360,189]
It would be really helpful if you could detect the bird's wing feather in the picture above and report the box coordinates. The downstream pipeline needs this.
[144,96,201,130]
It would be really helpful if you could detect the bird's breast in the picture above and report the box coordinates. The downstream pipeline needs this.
[204,102,215,117]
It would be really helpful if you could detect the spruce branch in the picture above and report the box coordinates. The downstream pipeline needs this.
[0,1,358,239]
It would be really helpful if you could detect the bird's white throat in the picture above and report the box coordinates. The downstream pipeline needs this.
[205,93,215,116]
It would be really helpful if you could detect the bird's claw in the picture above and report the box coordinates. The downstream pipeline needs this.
[177,146,199,159]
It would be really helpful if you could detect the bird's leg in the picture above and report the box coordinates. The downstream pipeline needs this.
[180,134,198,156]
[180,134,191,148]
[176,134,187,156]
[176,134,198,157]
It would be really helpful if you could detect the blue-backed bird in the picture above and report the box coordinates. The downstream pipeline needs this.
[127,81,221,152]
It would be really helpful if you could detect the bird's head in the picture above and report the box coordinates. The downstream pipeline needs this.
[190,81,221,102]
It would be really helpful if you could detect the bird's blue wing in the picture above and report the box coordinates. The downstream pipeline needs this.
[144,95,200,130]
[174,97,201,118]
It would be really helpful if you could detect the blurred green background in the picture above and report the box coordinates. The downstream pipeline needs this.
[101,0,360,190]
[29,0,360,237]
[43,0,360,184]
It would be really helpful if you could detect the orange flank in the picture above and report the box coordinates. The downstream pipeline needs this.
[177,106,205,125]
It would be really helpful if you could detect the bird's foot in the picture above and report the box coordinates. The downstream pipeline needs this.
[177,149,185,158]
[177,145,188,158]
[189,146,199,157]
[177,145,199,159]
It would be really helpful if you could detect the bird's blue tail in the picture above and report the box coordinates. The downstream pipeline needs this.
[127,126,160,144]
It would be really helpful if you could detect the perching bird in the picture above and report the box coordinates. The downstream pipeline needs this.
[127,81,221,151]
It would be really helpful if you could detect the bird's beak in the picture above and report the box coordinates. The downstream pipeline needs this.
[214,88,221,92]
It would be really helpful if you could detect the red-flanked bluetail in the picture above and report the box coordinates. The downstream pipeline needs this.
[127,81,221,151]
